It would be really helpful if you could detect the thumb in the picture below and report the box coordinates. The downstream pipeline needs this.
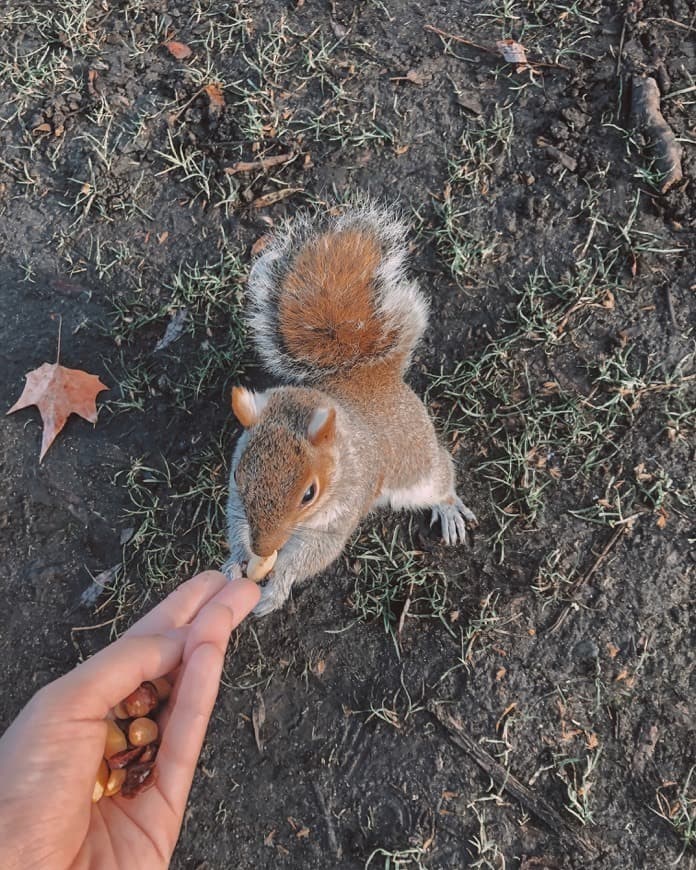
[39,629,187,720]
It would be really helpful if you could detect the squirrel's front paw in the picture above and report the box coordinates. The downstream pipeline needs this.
[431,497,478,546]
[252,574,292,617]
[220,557,243,581]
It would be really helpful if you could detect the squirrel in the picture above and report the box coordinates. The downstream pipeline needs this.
[223,202,477,616]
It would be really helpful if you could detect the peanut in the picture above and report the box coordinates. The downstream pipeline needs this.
[246,550,277,582]
[151,677,172,702]
[128,717,159,747]
[104,719,127,759]
[104,768,127,798]
[112,701,129,719]
[123,682,158,718]
[92,758,109,803]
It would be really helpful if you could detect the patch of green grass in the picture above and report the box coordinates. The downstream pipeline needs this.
[155,129,240,213]
[468,805,506,870]
[532,546,578,603]
[436,592,515,685]
[429,242,694,558]
[347,523,452,654]
[431,105,513,284]
[107,433,232,625]
[367,673,425,730]
[554,749,602,825]
[108,246,247,411]
[653,767,696,862]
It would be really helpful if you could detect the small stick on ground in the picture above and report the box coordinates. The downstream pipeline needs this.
[665,285,678,331]
[225,153,294,175]
[548,524,628,634]
[428,702,598,857]
[631,76,683,192]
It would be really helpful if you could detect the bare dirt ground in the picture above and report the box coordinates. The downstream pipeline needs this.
[1,1,694,867]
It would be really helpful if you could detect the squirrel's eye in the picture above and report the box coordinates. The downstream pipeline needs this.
[301,483,316,505]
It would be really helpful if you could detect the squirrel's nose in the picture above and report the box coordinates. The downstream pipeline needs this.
[250,536,281,559]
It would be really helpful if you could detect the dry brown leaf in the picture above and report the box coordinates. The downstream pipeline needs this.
[8,362,107,461]
[406,69,425,85]
[204,82,225,121]
[204,82,224,107]
[586,732,599,750]
[495,666,507,681]
[656,507,668,529]
[496,39,528,65]
[165,41,192,60]
[251,234,272,257]
[606,642,620,659]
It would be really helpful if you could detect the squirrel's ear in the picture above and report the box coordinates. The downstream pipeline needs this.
[307,406,336,446]
[231,386,268,427]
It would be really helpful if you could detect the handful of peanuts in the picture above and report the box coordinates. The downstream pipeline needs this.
[93,676,171,802]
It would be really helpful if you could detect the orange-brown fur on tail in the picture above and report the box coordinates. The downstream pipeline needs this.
[247,203,428,384]
[279,228,398,371]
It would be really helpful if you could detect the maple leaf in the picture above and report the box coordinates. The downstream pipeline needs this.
[8,362,108,461]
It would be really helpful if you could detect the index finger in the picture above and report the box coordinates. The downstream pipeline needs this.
[125,571,228,637]
[155,580,259,817]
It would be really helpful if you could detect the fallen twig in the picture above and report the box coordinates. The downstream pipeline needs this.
[225,153,294,175]
[631,76,683,192]
[548,524,628,634]
[428,702,598,857]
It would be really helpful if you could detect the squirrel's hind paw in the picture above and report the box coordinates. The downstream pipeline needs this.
[431,497,478,546]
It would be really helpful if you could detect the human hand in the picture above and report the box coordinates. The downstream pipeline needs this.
[0,571,260,870]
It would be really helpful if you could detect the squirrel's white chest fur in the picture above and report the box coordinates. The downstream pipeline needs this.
[373,476,440,511]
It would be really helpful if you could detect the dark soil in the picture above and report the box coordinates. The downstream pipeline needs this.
[1,1,694,868]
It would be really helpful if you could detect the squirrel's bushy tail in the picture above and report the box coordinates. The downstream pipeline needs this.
[247,202,429,384]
